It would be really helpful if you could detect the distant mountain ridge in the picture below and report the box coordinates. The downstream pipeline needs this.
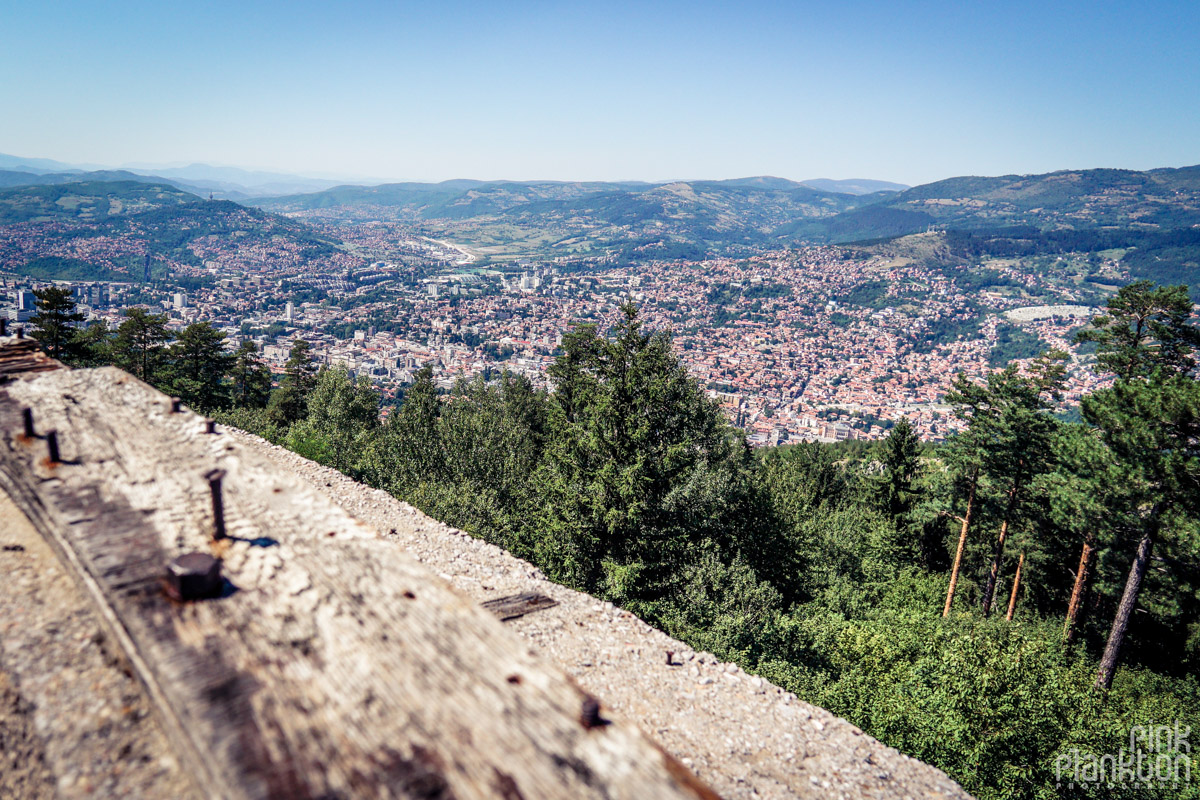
[0,178,352,283]
[251,175,886,217]
[0,153,912,207]
[814,166,1200,298]
[0,167,230,197]
[0,153,363,198]
[249,166,1200,269]
[786,165,1200,243]
[2,160,1198,287]
[800,178,909,195]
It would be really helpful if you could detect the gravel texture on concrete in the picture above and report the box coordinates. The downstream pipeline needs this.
[231,429,973,800]
[0,492,199,800]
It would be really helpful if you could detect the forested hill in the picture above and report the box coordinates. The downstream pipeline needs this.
[246,166,1200,270]
[0,179,198,225]
[786,165,1200,241]
[800,166,1200,296]
[256,166,1200,235]
[249,176,877,260]
[253,176,868,222]
[0,180,353,283]
[0,167,230,197]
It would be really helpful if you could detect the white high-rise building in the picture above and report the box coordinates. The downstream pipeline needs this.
[284,301,295,323]
[173,291,188,309]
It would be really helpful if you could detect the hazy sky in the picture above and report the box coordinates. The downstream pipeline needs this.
[2,0,1197,185]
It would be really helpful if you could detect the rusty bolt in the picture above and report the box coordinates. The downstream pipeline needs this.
[204,418,216,434]
[170,397,183,413]
[165,552,222,601]
[205,468,227,541]
[666,650,675,666]
[580,695,607,729]
[21,408,34,439]
[45,430,60,464]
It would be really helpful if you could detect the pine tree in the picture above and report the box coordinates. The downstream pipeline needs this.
[940,462,978,617]
[1031,423,1115,642]
[366,365,445,495]
[70,319,113,368]
[534,305,777,604]
[267,339,317,425]
[1076,280,1199,381]
[30,287,85,362]
[1078,280,1200,689]
[168,322,234,411]
[111,308,172,385]
[230,341,272,409]
[944,353,1066,617]
[1086,375,1200,688]
[875,417,921,527]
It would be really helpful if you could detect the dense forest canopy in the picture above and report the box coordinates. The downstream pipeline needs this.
[27,285,1200,800]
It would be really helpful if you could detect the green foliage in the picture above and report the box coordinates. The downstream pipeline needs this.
[286,366,380,475]
[704,281,791,306]
[874,418,921,527]
[19,256,131,282]
[989,323,1048,367]
[230,341,272,410]
[209,406,286,444]
[533,305,785,608]
[266,340,317,426]
[1076,280,1199,381]
[913,313,984,353]
[30,286,85,361]
[110,307,172,384]
[168,322,234,411]
[840,279,890,308]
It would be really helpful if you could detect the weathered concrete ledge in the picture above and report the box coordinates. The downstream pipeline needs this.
[0,338,972,799]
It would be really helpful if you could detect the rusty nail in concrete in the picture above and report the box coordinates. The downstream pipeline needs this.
[165,552,222,601]
[205,468,227,541]
[666,650,675,665]
[21,408,34,439]
[46,430,60,464]
[204,418,216,434]
[170,397,182,413]
[580,696,606,729]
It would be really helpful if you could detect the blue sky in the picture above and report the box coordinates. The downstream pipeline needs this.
[1,0,1197,185]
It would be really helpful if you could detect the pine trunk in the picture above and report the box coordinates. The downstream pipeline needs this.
[1005,552,1024,621]
[981,485,1020,617]
[1096,527,1155,690]
[1063,534,1096,642]
[942,468,978,617]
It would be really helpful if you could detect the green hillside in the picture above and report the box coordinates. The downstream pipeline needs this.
[782,166,1200,295]
[254,176,868,259]
[250,166,1200,272]
[801,166,1200,242]
[0,180,349,281]
[0,180,197,225]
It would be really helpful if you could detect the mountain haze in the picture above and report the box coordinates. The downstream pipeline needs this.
[800,178,909,195]
[0,153,366,198]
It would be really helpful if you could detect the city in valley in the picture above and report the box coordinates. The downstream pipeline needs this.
[2,212,1108,444]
